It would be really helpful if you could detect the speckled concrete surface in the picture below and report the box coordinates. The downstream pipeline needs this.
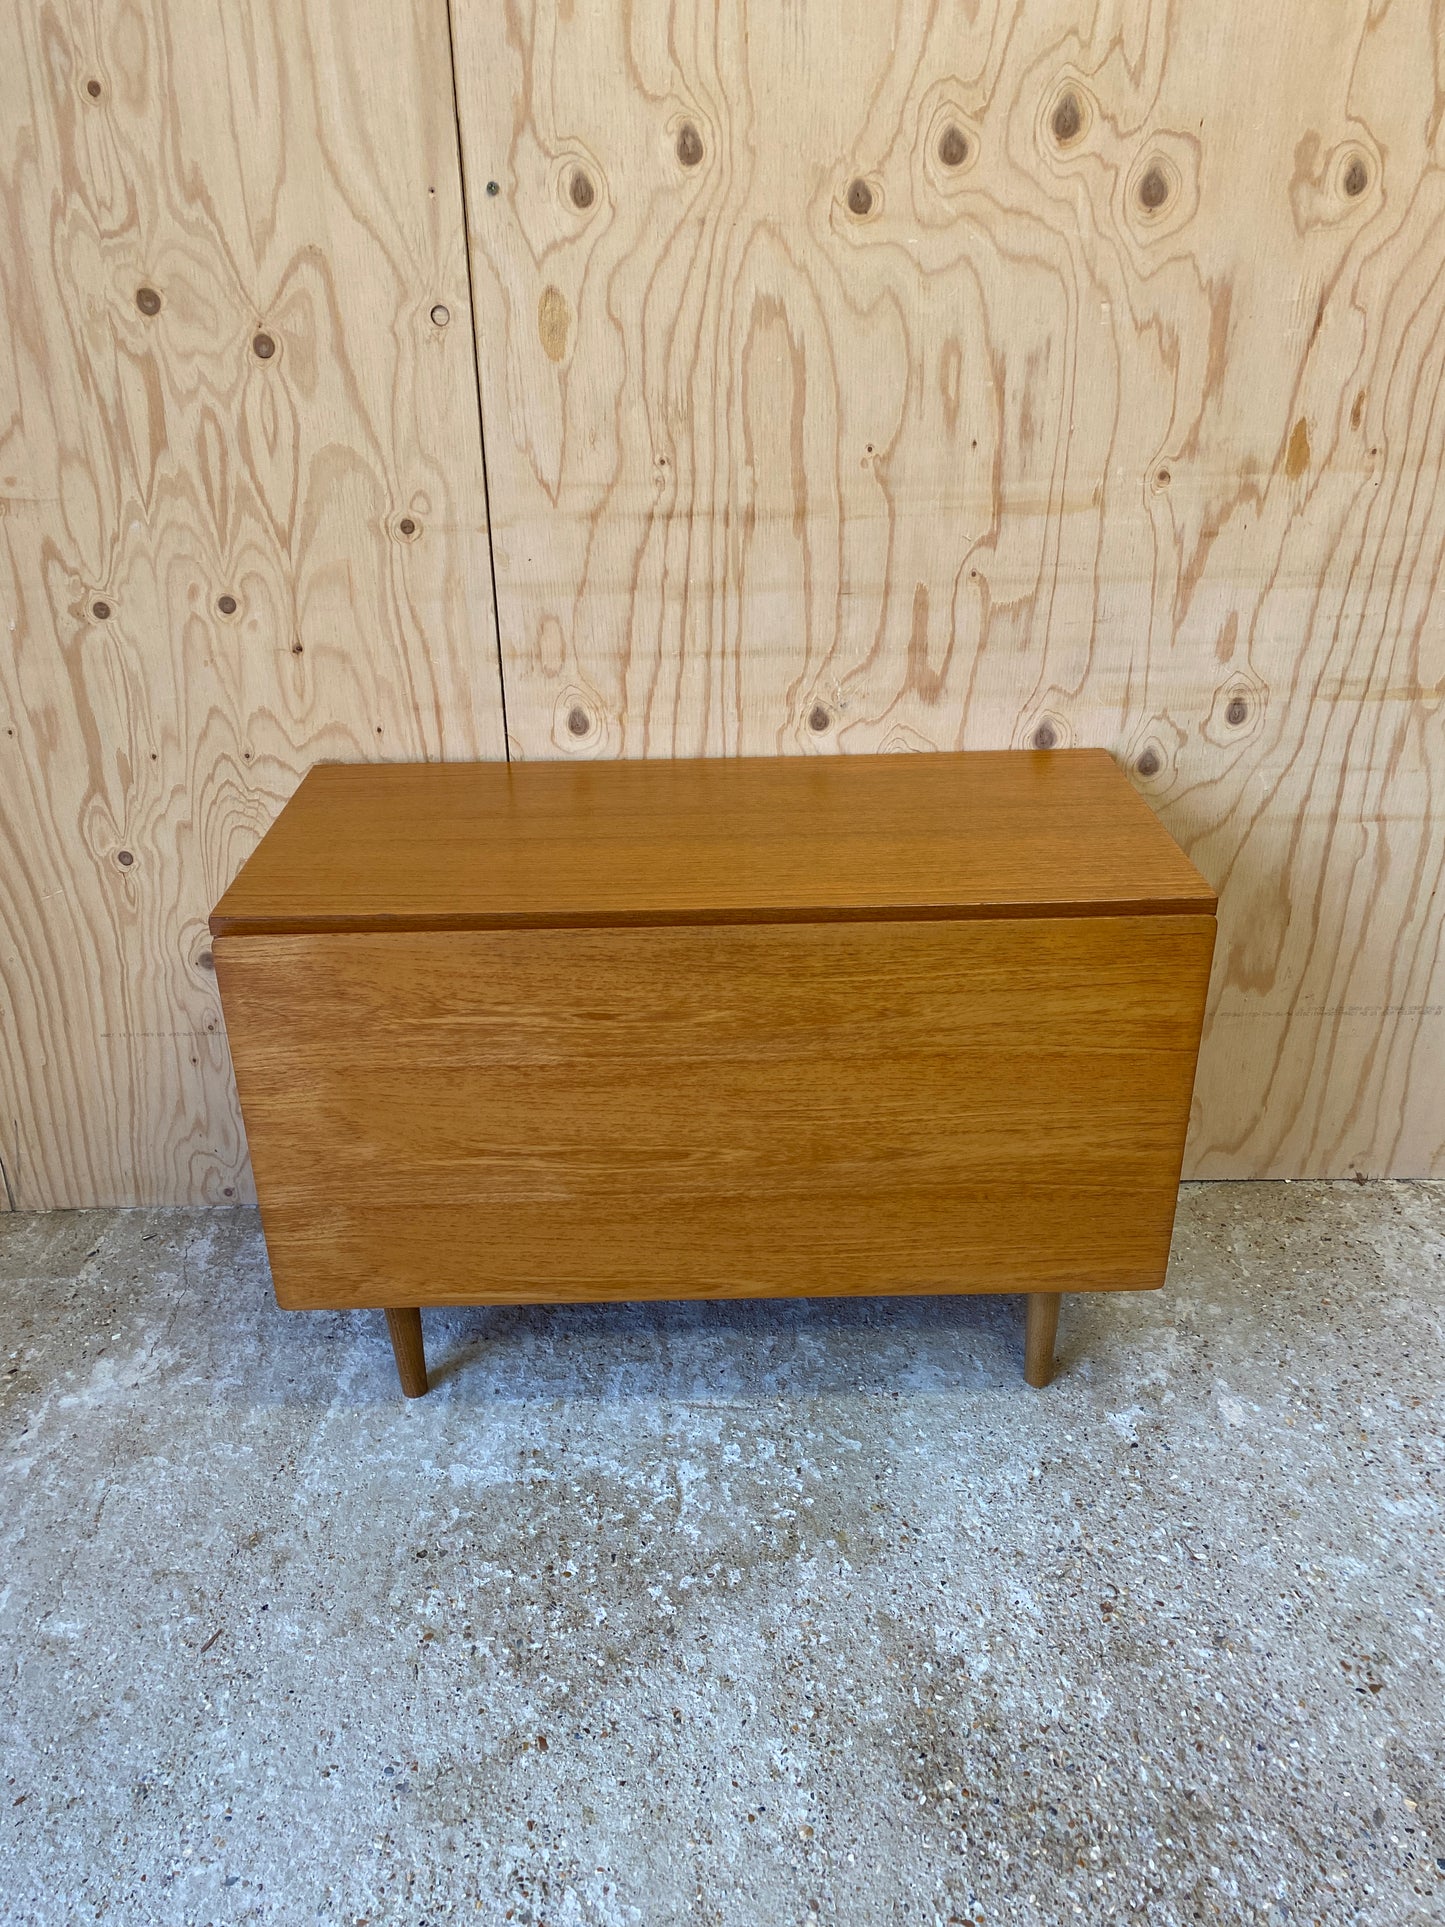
[0,1184,1442,1927]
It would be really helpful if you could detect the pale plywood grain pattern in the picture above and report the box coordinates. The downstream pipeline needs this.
[456,0,1445,1178]
[0,0,506,1207]
[215,915,1216,1309]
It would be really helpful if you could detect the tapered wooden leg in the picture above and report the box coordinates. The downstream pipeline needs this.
[384,1307,428,1397]
[1024,1292,1061,1389]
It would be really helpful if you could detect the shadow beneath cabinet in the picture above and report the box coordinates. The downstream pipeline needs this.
[392,1289,1044,1407]
[158,1212,1095,1407]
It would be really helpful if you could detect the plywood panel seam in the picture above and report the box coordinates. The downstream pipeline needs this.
[443,0,513,762]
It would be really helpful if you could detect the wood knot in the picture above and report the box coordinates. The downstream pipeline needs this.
[198,950,215,971]
[92,599,111,620]
[252,332,276,360]
[937,124,969,168]
[1032,720,1058,749]
[846,177,874,217]
[1343,155,1369,198]
[1225,695,1249,727]
[398,516,418,538]
[1285,416,1311,480]
[538,285,571,362]
[1050,91,1083,145]
[85,78,102,98]
[676,122,703,168]
[570,169,595,210]
[1138,164,1171,211]
[217,593,237,616]
[430,303,450,327]
[117,849,134,867]
[135,286,161,316]
[566,705,590,737]
[808,704,831,733]
[1136,747,1161,778]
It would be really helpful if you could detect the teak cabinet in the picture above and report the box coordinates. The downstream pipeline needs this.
[211,751,1217,1394]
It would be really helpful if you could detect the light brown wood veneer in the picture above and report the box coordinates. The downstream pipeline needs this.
[213,751,1217,1391]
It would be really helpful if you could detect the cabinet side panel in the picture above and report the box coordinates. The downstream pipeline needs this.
[216,916,1215,1308]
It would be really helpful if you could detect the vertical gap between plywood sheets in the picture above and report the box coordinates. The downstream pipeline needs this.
[443,0,511,761]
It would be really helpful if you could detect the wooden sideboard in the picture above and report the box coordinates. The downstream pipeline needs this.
[212,751,1216,1395]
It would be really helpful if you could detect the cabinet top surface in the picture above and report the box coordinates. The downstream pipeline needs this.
[210,750,1216,936]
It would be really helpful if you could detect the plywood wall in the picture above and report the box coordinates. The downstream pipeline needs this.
[0,0,506,1208]
[457,0,1445,1180]
[3,0,1442,1204]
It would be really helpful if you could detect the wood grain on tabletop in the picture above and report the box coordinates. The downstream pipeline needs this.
[210,749,1216,934]
[455,0,1445,1178]
[214,913,1216,1309]
[0,0,505,1207]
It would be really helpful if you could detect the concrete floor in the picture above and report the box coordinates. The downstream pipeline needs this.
[0,1186,1442,1927]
